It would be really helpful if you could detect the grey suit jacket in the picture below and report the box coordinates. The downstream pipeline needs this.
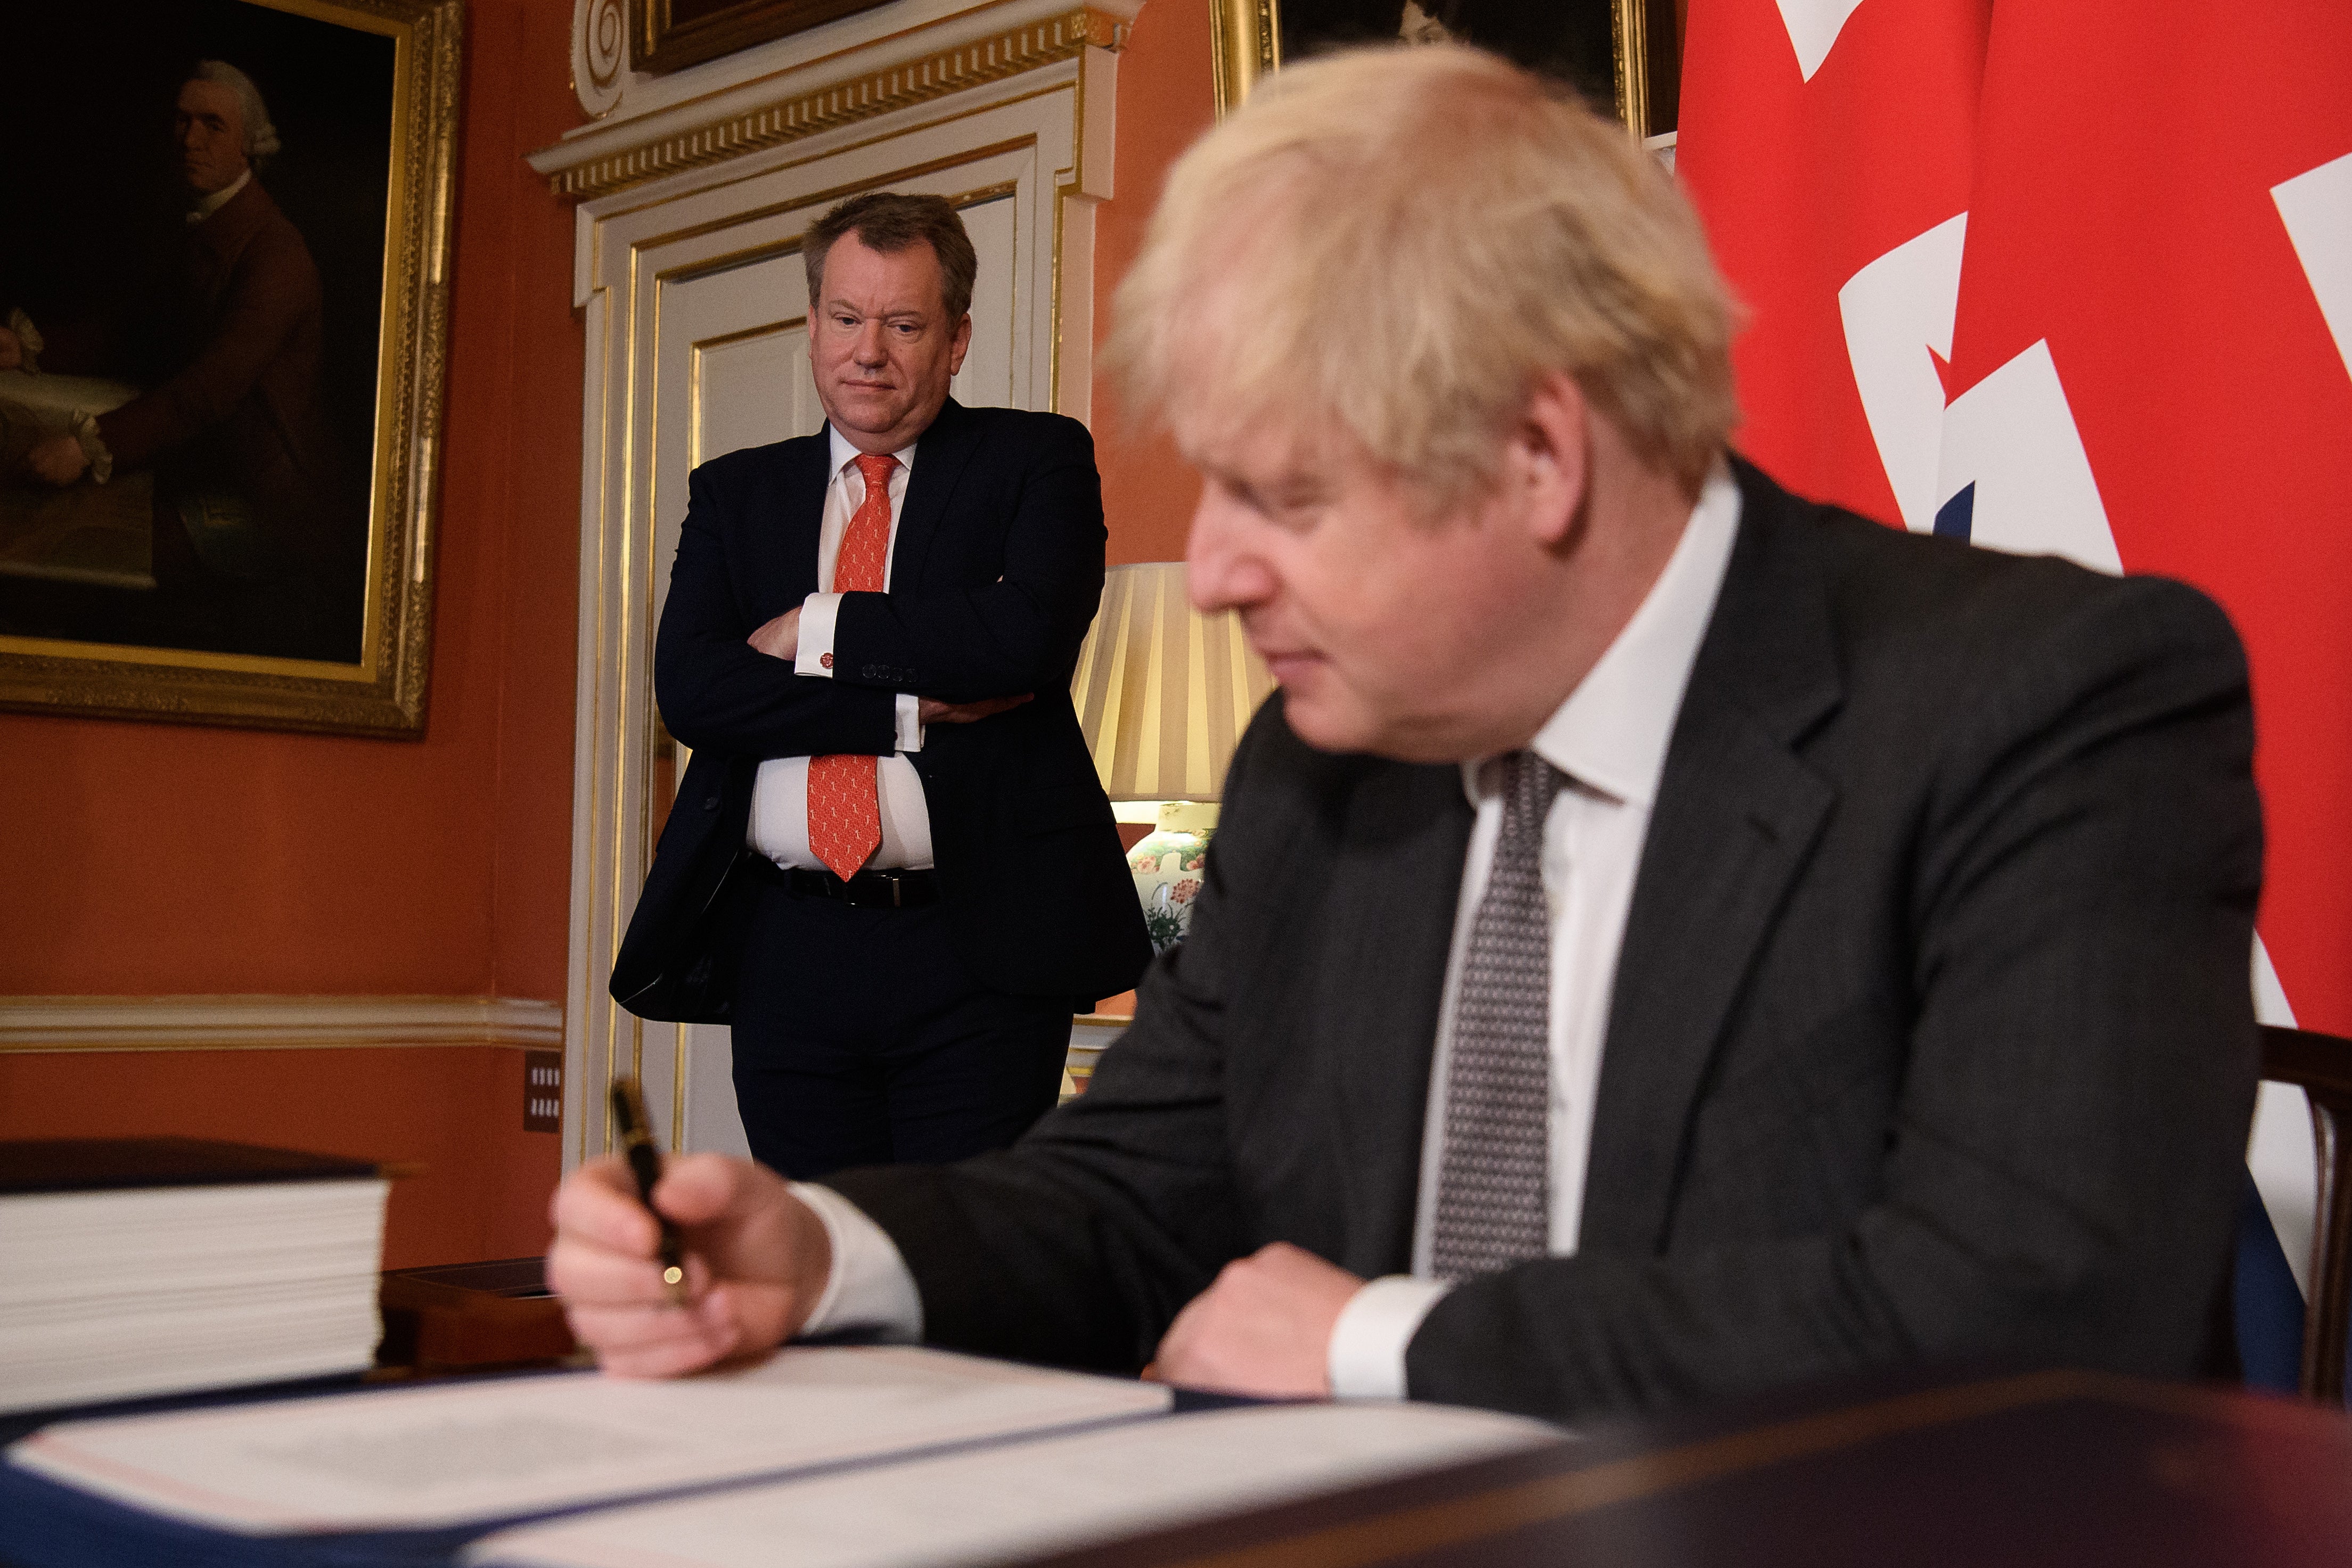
[828,458,2263,1422]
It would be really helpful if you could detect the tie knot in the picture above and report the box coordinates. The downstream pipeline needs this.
[854,452,898,490]
[1499,750,1564,823]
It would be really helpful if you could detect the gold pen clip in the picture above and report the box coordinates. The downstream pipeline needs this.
[611,1077,689,1307]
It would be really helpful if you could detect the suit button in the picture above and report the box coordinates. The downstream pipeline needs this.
[703,795,720,811]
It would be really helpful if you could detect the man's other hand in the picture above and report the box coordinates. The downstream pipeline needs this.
[1148,1242,1362,1398]
[547,1152,831,1378]
[918,693,1033,725]
[0,326,21,372]
[27,433,88,487]
[747,606,802,661]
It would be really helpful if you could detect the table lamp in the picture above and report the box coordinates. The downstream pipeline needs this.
[1071,562,1275,951]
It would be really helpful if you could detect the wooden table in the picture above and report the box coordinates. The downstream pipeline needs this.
[8,1365,2348,1567]
[1029,1369,2352,1568]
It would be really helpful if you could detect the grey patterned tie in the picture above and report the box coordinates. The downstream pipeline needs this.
[1430,750,1565,1282]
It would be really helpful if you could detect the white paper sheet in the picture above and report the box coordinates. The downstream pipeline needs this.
[467,1402,1564,1568]
[7,1345,1170,1533]
[0,368,139,422]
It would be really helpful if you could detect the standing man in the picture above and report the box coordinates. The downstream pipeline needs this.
[555,52,2259,1420]
[613,193,1150,1179]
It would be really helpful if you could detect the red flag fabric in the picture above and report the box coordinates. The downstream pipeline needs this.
[1679,0,2352,1326]
[1676,0,1990,529]
[1682,0,2352,1038]
[1936,1,2352,1036]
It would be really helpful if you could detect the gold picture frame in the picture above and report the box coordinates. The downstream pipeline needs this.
[1212,0,1680,138]
[629,0,894,76]
[0,0,462,737]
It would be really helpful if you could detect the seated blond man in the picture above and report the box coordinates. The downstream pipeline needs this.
[550,45,2260,1420]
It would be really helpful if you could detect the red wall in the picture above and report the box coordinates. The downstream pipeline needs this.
[1094,0,1215,567]
[1080,0,1215,1023]
[0,0,586,1267]
[0,1048,555,1269]
[0,0,1214,1268]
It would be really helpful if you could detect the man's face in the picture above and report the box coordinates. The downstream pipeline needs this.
[808,234,972,453]
[1183,418,1563,764]
[175,79,249,196]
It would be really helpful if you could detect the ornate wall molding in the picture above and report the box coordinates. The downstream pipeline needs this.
[537,0,1134,200]
[0,996,563,1055]
[574,0,632,118]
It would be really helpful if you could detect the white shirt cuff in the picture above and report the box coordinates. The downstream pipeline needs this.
[789,1181,924,1342]
[1327,1275,1452,1400]
[794,592,843,677]
[895,693,924,752]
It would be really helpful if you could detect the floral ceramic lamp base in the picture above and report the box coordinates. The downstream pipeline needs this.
[1129,800,1219,953]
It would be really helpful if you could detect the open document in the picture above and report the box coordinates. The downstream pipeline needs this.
[468,1402,1564,1568]
[7,1345,1169,1533]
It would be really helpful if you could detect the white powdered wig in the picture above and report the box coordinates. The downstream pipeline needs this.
[190,60,283,168]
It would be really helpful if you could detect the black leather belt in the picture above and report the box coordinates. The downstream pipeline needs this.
[744,855,940,909]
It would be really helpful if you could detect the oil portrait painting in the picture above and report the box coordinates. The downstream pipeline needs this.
[1225,0,1682,137]
[0,0,458,735]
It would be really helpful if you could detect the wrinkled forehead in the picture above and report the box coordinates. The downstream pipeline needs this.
[1165,364,1342,490]
[817,234,948,314]
[176,78,243,128]
[1172,393,1455,532]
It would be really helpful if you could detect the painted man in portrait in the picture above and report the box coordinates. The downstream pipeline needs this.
[0,61,355,662]
[1282,0,1619,117]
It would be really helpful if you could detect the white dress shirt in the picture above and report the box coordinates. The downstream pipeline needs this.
[1326,463,1740,1396]
[794,465,1746,1391]
[745,428,933,872]
[188,168,251,224]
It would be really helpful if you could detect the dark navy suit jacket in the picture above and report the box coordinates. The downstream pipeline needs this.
[830,458,2261,1421]
[612,398,1151,1020]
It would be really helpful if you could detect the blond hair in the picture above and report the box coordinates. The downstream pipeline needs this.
[1110,45,1738,502]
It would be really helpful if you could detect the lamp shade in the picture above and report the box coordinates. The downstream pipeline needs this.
[1071,563,1275,801]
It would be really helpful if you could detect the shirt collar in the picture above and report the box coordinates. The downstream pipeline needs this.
[188,169,251,225]
[826,426,919,479]
[1461,459,1742,811]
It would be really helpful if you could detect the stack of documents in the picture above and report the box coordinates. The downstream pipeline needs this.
[5,1345,1561,1568]
[0,1138,390,1415]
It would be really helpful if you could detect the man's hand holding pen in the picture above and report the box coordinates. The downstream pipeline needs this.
[548,1153,830,1378]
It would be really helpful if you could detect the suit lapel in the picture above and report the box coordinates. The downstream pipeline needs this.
[1323,762,1475,1276]
[1577,463,1845,1255]
[763,432,833,610]
[890,398,978,589]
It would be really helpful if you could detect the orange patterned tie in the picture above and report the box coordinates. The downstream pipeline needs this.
[806,452,898,881]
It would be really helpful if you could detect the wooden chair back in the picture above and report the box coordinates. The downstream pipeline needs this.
[2258,1025,2352,1402]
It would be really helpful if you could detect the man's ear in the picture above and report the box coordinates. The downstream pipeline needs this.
[1509,371,1592,549]
[947,313,974,377]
